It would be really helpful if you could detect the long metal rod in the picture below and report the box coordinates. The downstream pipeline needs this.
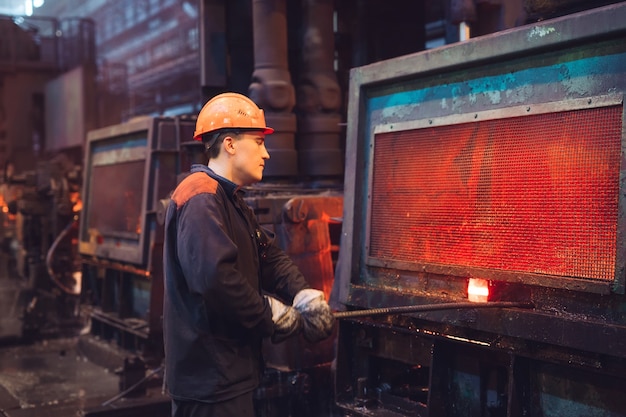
[101,366,163,407]
[333,301,534,319]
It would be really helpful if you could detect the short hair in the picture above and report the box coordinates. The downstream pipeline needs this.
[201,130,239,159]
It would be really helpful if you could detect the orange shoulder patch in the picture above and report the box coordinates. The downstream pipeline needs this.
[171,172,218,208]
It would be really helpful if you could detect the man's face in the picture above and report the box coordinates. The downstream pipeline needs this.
[231,131,270,185]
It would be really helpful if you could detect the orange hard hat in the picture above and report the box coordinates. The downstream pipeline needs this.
[193,92,274,140]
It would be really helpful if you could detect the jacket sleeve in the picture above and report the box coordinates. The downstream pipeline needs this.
[258,226,310,304]
[176,193,274,336]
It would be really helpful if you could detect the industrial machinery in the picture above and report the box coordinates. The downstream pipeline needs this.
[2,1,626,417]
[332,3,626,416]
[78,116,195,363]
[74,114,343,416]
[0,154,83,340]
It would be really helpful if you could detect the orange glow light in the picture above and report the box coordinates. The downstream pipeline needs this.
[468,278,489,303]
[71,192,83,212]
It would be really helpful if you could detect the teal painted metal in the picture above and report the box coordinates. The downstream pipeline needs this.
[366,51,626,125]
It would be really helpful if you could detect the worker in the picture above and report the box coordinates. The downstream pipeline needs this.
[162,92,335,417]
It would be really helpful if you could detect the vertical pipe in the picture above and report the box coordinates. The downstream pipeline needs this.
[459,21,471,40]
[296,0,343,182]
[449,0,476,41]
[250,0,298,179]
[198,0,227,102]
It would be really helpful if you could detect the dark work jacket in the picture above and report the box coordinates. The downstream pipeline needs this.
[162,164,309,403]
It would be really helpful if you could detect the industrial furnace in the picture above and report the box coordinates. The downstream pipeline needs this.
[79,116,195,363]
[333,3,626,416]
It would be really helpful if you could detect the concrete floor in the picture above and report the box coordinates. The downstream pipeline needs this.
[0,257,170,417]
[0,254,338,417]
[0,337,120,416]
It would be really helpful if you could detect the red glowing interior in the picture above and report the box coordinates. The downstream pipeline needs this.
[369,105,622,281]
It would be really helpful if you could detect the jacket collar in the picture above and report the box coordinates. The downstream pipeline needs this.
[190,164,244,198]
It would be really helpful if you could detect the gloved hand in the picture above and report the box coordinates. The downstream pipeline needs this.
[293,289,335,343]
[266,296,302,343]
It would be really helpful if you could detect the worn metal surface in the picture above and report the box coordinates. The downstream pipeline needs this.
[337,2,626,307]
[334,4,626,416]
[79,116,193,266]
[0,336,170,417]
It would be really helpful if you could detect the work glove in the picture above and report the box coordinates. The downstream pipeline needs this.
[293,289,335,343]
[266,295,302,343]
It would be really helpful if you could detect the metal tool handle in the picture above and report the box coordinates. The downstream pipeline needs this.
[333,301,534,319]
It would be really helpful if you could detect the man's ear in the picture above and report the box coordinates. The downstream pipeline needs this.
[223,135,236,155]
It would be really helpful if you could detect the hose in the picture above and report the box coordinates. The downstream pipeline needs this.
[333,301,534,319]
[45,215,80,295]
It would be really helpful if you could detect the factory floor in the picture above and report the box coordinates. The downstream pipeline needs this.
[0,256,170,417]
[0,254,339,417]
[0,337,170,417]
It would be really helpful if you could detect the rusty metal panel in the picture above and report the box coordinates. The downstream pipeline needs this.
[368,99,623,288]
[335,4,626,310]
[45,65,98,151]
[79,117,194,266]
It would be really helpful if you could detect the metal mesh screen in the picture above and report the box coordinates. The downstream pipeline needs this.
[88,160,145,239]
[369,105,623,281]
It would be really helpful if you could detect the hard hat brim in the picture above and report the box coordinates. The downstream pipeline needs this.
[194,126,274,141]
